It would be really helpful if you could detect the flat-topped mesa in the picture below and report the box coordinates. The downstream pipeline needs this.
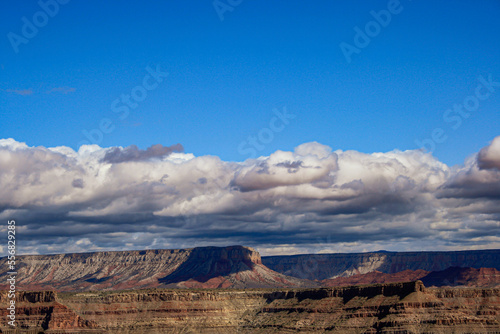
[0,245,285,291]
[157,245,271,286]
[190,245,262,265]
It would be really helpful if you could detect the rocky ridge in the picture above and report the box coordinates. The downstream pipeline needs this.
[0,282,498,333]
[321,267,500,288]
[1,247,499,292]
[0,246,316,291]
[262,248,500,280]
[421,266,500,287]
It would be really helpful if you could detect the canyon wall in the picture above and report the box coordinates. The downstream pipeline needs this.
[0,282,498,333]
[321,267,500,288]
[262,249,500,280]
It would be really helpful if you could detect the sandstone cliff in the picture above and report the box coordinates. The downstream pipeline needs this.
[0,290,99,333]
[0,282,498,333]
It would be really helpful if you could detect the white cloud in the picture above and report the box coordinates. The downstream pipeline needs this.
[478,135,500,170]
[1,138,499,255]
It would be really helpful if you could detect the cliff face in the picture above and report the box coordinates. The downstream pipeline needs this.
[1,282,498,333]
[0,248,192,291]
[158,246,260,284]
[156,246,310,289]
[0,246,315,291]
[1,247,498,292]
[421,266,500,287]
[321,269,431,287]
[0,291,99,332]
[262,249,500,280]
[321,267,500,288]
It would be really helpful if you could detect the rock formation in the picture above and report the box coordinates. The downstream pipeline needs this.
[0,291,99,333]
[2,246,499,293]
[321,267,500,288]
[1,247,499,292]
[321,269,430,286]
[0,282,498,333]
[262,249,500,280]
[0,246,317,291]
[421,266,500,288]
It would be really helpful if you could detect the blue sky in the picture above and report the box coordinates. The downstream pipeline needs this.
[1,0,499,165]
[1,1,500,256]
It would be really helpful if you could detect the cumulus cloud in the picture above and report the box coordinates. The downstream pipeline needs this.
[232,147,338,192]
[72,178,84,188]
[101,143,184,163]
[0,137,499,256]
[478,136,500,170]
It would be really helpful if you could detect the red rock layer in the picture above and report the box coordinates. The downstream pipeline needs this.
[321,269,430,286]
[1,282,498,333]
[0,291,100,332]
[421,266,500,287]
[321,267,500,288]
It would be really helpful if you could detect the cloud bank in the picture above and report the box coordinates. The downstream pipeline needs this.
[0,137,499,256]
